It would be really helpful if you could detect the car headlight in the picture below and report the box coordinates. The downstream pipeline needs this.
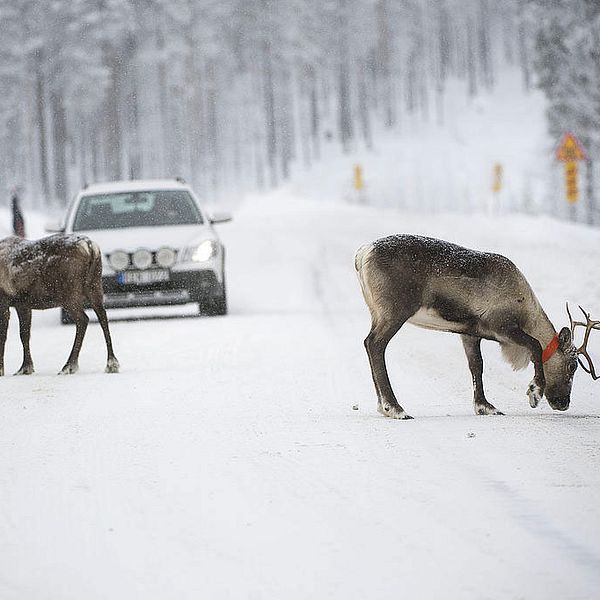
[156,247,177,268]
[191,240,218,262]
[109,250,129,271]
[132,248,153,270]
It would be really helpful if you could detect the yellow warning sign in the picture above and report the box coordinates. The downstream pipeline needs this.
[556,133,587,162]
[556,133,586,204]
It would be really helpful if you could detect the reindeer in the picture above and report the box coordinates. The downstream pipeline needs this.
[0,234,119,376]
[355,234,598,419]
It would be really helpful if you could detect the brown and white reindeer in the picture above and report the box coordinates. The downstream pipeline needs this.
[355,234,598,419]
[0,234,119,376]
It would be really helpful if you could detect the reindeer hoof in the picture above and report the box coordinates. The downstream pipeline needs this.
[59,364,78,375]
[527,383,543,408]
[105,358,120,374]
[14,365,34,376]
[377,402,413,420]
[475,402,503,415]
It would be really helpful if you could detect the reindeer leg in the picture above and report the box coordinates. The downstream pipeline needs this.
[14,306,34,375]
[0,306,9,376]
[461,335,503,415]
[502,327,545,408]
[59,307,88,375]
[364,319,412,419]
[91,301,119,373]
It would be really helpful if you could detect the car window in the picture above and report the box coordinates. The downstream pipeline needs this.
[72,190,204,231]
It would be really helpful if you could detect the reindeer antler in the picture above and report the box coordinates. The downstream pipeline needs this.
[566,303,600,380]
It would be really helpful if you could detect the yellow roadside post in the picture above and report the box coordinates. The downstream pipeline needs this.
[353,164,364,203]
[488,162,503,215]
[492,163,503,194]
[565,162,578,203]
[556,133,587,210]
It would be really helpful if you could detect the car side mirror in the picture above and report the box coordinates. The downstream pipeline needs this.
[209,211,232,224]
[45,218,64,233]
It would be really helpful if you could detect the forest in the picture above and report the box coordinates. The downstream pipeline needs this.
[0,0,598,215]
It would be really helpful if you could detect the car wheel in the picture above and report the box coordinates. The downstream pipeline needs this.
[207,294,227,316]
[200,278,227,316]
[60,309,74,325]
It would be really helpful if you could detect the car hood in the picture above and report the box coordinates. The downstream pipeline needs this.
[76,224,216,254]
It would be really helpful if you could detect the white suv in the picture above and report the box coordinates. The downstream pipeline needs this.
[54,179,231,321]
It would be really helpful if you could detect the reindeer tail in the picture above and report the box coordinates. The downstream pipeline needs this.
[84,238,103,292]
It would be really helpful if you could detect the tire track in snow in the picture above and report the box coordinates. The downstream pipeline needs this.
[483,476,600,575]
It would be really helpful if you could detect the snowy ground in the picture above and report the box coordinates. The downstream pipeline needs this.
[1,190,599,599]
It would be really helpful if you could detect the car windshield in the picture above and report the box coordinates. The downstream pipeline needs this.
[72,190,204,231]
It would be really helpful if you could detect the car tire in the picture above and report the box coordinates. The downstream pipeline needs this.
[207,294,227,316]
[200,278,227,317]
[60,309,74,325]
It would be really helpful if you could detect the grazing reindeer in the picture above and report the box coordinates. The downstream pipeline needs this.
[0,234,119,376]
[355,234,598,419]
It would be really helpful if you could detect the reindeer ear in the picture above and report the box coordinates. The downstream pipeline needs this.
[558,327,572,349]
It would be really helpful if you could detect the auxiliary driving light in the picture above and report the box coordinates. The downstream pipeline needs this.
[132,248,153,270]
[156,247,176,268]
[109,250,129,272]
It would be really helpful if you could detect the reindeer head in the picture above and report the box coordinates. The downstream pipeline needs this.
[544,305,599,411]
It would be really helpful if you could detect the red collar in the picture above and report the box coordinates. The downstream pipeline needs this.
[542,334,560,363]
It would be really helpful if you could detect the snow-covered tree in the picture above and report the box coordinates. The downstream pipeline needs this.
[0,0,566,211]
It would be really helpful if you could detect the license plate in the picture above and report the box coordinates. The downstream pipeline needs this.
[117,270,170,285]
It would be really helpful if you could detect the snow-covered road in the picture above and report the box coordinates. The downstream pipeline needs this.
[1,192,599,599]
